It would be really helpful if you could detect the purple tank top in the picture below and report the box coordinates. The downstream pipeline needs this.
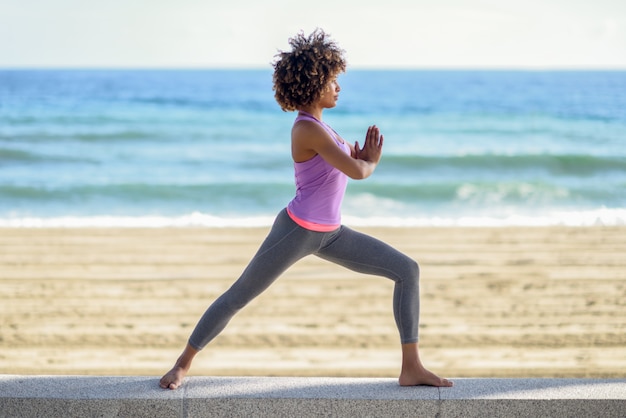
[287,112,350,226]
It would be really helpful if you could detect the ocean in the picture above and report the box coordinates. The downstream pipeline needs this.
[1,69,625,227]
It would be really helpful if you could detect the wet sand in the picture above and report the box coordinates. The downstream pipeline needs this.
[1,226,624,379]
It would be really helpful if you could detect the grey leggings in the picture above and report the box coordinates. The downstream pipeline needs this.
[188,208,420,349]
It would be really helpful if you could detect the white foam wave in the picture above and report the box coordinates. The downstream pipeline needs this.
[0,212,275,228]
[0,208,624,228]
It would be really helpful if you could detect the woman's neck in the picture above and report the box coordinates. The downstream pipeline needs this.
[298,106,323,121]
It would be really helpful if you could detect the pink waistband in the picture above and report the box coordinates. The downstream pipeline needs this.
[287,208,340,232]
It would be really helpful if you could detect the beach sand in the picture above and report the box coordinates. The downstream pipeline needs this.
[1,226,624,379]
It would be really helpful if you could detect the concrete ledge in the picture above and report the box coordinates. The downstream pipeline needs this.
[1,375,624,418]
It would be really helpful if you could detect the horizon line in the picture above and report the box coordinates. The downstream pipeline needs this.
[2,65,626,72]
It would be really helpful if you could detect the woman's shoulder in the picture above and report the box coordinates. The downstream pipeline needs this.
[292,118,329,140]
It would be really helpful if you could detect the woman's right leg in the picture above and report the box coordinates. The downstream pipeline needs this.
[160,210,322,389]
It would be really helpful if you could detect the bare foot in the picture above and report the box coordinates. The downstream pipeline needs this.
[160,344,198,390]
[159,366,187,390]
[398,365,453,387]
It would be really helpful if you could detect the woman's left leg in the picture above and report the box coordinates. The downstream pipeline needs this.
[316,226,420,344]
[315,226,452,387]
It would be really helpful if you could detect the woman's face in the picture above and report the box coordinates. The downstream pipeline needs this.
[318,77,341,109]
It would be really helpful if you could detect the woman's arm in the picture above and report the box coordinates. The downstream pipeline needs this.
[291,121,383,180]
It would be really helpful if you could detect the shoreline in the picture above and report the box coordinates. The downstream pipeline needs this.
[1,226,624,378]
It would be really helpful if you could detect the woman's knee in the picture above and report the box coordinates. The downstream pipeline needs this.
[389,254,419,283]
[407,258,420,282]
[393,256,419,285]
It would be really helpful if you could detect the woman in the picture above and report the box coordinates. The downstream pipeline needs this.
[160,29,452,389]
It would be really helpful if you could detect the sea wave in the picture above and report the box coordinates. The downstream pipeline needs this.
[383,153,626,176]
[0,147,98,165]
[2,179,618,212]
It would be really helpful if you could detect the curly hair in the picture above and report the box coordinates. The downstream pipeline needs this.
[272,29,346,112]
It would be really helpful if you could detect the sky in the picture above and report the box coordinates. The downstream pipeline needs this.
[1,0,625,69]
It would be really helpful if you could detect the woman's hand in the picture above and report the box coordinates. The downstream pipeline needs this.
[354,125,384,164]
